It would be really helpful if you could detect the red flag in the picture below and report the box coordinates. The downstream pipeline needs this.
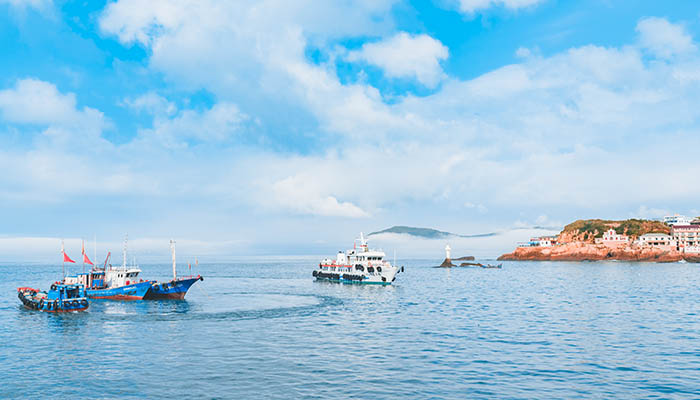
[81,240,94,265]
[63,251,76,263]
[83,253,94,265]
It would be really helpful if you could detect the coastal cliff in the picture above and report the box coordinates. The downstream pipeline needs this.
[498,242,683,262]
[498,219,690,262]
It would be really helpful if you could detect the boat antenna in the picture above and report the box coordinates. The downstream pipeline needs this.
[122,234,128,269]
[61,239,65,279]
[170,239,177,280]
[93,233,97,272]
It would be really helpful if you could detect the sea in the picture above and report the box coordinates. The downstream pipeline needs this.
[1,259,699,399]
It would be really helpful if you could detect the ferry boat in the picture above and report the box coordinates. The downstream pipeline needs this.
[312,233,403,285]
[17,284,89,312]
[143,240,203,300]
[65,237,152,300]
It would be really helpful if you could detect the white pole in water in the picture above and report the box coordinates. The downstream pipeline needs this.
[170,240,177,280]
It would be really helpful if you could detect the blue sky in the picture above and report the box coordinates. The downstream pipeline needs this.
[1,0,700,260]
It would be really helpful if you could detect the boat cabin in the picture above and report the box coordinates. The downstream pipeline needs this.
[47,283,87,302]
[65,268,144,289]
[66,272,107,289]
[104,268,143,288]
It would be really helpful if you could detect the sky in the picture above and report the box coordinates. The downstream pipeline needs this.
[1,0,700,261]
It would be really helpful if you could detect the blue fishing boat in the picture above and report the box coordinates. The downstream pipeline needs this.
[17,284,89,312]
[145,275,203,300]
[144,240,203,300]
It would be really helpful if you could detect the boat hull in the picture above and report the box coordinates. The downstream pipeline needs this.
[21,304,89,313]
[313,270,397,285]
[315,276,393,285]
[144,276,203,300]
[86,281,152,300]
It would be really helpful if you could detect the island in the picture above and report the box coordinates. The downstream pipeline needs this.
[498,218,700,262]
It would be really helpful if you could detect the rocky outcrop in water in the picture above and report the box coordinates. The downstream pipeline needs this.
[439,255,476,267]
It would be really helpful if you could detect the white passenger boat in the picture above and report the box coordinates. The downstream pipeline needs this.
[312,233,403,285]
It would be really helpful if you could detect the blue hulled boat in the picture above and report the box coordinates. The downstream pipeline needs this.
[17,284,89,312]
[145,275,203,300]
[143,240,203,300]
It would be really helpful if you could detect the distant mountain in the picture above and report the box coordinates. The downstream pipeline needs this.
[368,226,498,239]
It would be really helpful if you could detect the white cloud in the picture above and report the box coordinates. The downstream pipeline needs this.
[0,0,52,12]
[270,174,369,218]
[636,17,696,59]
[124,92,176,117]
[0,78,103,128]
[458,0,545,14]
[134,102,248,148]
[464,202,488,213]
[369,227,559,258]
[515,46,532,58]
[347,32,449,87]
[633,205,669,219]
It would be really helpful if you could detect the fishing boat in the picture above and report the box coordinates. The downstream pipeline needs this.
[143,240,203,300]
[312,233,403,285]
[65,236,152,300]
[17,284,89,312]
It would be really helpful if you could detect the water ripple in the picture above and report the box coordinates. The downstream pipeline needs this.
[1,260,700,398]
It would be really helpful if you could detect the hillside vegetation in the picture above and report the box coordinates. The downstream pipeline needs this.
[560,219,670,243]
[368,226,453,239]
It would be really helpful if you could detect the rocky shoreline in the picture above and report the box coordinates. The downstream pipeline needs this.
[498,242,700,263]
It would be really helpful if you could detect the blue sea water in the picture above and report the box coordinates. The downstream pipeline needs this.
[1,259,700,399]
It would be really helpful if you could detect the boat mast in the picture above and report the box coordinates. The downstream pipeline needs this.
[170,239,177,280]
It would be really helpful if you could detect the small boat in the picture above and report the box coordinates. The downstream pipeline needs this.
[312,233,403,285]
[143,240,203,300]
[17,284,89,312]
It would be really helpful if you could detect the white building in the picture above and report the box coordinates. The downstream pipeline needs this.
[671,225,700,252]
[528,236,557,247]
[637,233,675,250]
[664,214,692,226]
[595,229,629,247]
